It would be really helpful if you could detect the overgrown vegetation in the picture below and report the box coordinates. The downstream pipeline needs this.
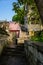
[31,31,43,42]
[28,0,41,24]
[12,1,25,24]
[12,0,41,24]
[12,0,43,41]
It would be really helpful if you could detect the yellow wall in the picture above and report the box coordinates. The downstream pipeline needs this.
[29,31,34,36]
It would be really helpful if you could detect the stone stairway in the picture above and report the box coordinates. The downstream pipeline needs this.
[0,44,28,65]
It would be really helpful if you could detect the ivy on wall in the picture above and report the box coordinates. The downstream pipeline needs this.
[28,0,41,24]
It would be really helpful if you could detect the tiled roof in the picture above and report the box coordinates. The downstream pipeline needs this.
[9,22,20,31]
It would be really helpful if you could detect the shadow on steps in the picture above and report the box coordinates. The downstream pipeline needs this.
[0,44,29,65]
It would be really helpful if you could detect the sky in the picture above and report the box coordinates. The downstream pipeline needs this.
[0,0,17,21]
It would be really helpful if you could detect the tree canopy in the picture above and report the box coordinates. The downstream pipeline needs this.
[12,1,25,24]
[12,0,41,24]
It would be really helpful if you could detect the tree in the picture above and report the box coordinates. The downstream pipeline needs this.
[12,14,19,22]
[12,0,41,24]
[12,1,25,24]
[12,0,30,24]
[18,0,42,24]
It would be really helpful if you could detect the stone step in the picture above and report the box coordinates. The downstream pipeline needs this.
[5,46,24,51]
[0,55,27,65]
[0,44,28,65]
[2,52,25,57]
[2,44,24,56]
[3,49,24,54]
[4,48,24,52]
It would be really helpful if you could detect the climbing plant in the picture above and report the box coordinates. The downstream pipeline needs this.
[28,0,41,24]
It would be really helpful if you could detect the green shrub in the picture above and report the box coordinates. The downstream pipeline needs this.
[31,36,43,42]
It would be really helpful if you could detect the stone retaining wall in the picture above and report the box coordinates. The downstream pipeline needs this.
[0,39,7,55]
[24,40,43,65]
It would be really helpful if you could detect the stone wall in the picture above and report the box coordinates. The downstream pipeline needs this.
[24,40,43,65]
[0,39,7,55]
[28,24,41,31]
